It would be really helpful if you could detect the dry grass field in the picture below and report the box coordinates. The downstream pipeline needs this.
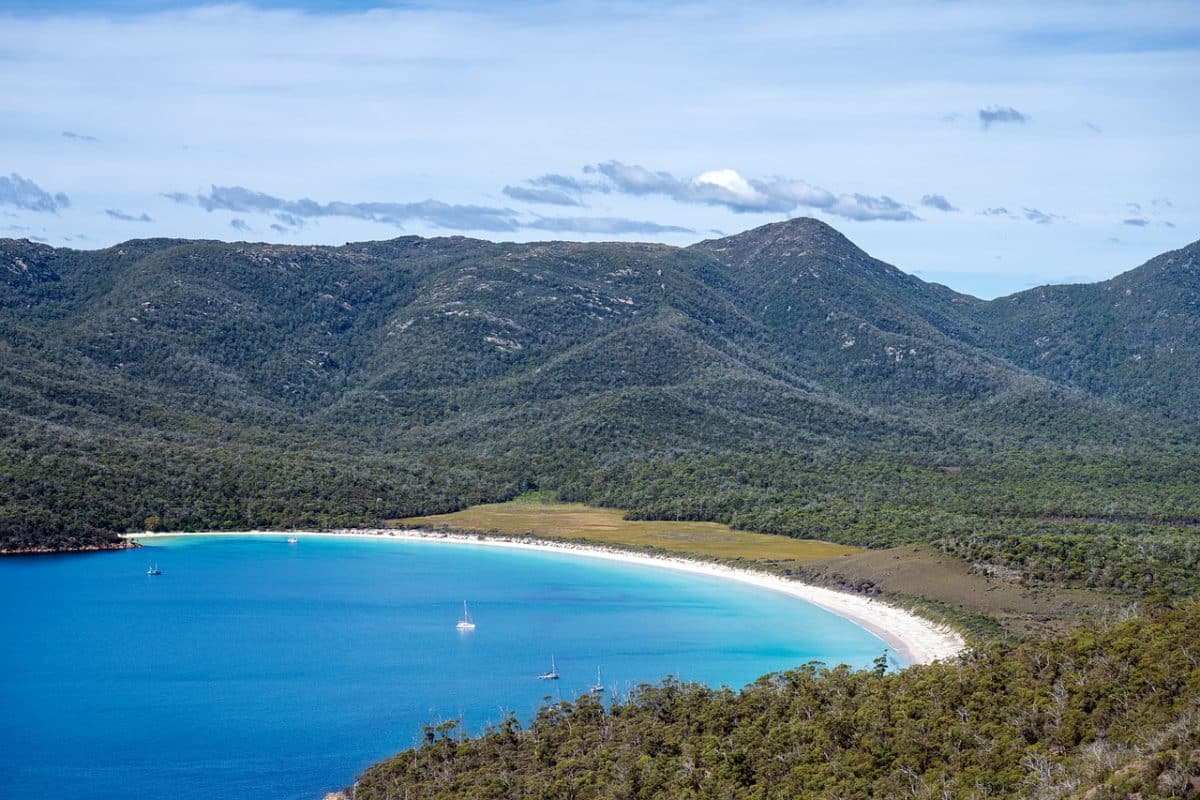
[394,497,859,562]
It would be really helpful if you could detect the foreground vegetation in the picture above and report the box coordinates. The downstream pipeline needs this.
[356,602,1200,800]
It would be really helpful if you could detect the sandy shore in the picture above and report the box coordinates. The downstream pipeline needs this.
[126,528,966,666]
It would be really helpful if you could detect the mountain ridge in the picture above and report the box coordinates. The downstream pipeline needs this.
[3,220,1194,439]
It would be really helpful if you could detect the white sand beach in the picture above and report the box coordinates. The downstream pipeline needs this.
[126,529,966,666]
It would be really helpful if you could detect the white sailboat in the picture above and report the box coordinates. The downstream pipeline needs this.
[455,601,476,631]
[538,655,560,680]
[146,563,162,576]
[590,667,604,693]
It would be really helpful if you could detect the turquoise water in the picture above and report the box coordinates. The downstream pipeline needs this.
[0,534,890,799]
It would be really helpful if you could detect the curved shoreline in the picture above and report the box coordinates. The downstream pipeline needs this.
[125,528,966,666]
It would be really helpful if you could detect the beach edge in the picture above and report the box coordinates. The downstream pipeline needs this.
[124,528,967,666]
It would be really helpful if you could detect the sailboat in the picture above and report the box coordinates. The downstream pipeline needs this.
[590,667,605,693]
[146,563,162,576]
[455,601,476,631]
[286,535,298,544]
[538,655,560,680]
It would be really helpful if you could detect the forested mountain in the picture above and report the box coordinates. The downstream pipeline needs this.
[975,240,1200,424]
[2,220,1198,595]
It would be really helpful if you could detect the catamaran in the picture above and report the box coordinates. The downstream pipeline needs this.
[455,601,476,631]
[590,667,604,693]
[146,564,162,576]
[538,655,560,680]
[286,535,298,544]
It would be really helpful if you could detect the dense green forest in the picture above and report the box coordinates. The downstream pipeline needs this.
[3,221,1199,600]
[354,602,1200,799]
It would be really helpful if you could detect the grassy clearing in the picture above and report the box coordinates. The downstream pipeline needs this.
[394,497,860,562]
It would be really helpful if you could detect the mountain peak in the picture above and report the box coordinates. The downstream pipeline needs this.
[688,218,882,283]
[693,217,859,257]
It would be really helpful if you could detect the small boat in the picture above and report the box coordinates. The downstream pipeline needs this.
[455,601,476,631]
[538,655,560,680]
[590,667,605,693]
[286,536,298,544]
[146,564,162,576]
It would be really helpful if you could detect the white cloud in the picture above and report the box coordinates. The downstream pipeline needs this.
[693,169,768,207]
[582,161,918,220]
[169,185,522,231]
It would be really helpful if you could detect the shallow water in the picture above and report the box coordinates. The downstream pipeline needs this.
[0,534,890,799]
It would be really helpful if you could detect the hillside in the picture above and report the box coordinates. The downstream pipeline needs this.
[976,240,1200,425]
[2,220,1198,597]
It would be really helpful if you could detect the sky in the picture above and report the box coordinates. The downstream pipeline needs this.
[0,1,1196,298]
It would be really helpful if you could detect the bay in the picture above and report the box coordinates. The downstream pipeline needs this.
[0,534,890,799]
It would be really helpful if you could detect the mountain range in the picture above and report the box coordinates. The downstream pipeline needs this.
[3,218,1198,590]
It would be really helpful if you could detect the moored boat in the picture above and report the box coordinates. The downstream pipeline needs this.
[538,655,560,680]
[456,600,476,631]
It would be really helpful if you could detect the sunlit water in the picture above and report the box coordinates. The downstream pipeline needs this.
[0,534,891,799]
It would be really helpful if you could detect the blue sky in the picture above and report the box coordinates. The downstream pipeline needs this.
[0,0,1196,298]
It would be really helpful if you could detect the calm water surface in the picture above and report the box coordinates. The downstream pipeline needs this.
[0,534,891,799]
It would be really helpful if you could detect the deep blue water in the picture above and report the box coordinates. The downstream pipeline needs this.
[0,534,890,799]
